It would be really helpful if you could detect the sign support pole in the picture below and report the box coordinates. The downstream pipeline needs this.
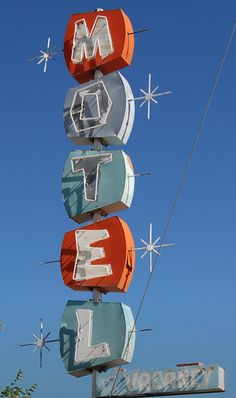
[92,288,102,398]
[92,369,97,398]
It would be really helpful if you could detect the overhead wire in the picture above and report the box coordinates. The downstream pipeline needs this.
[108,21,236,397]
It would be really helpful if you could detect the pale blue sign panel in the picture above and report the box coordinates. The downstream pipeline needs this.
[97,365,225,397]
[63,71,135,146]
[62,149,135,223]
[60,301,136,378]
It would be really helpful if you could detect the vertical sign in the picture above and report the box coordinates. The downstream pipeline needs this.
[60,7,137,381]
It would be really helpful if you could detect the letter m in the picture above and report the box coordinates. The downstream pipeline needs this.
[71,16,114,63]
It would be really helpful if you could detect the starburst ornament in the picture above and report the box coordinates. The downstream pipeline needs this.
[133,223,174,272]
[133,73,171,119]
[28,37,62,73]
[20,318,59,368]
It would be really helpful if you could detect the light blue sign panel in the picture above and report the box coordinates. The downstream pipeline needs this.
[62,149,135,223]
[60,301,135,378]
[63,71,135,146]
[97,365,225,397]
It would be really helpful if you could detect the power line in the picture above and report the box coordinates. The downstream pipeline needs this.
[108,21,236,398]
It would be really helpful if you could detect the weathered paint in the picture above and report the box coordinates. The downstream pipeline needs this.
[96,365,225,397]
[60,301,135,378]
[60,216,135,292]
[61,149,135,223]
[64,9,134,83]
[63,72,135,146]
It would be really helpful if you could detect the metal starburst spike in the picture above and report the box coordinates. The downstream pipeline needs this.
[133,223,174,273]
[20,318,59,368]
[133,73,171,119]
[28,37,62,73]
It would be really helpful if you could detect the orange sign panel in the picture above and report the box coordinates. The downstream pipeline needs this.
[64,9,135,83]
[60,217,135,293]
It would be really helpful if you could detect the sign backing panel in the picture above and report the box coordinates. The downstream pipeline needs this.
[62,149,135,224]
[60,216,135,292]
[64,9,134,83]
[96,365,225,397]
[60,301,136,378]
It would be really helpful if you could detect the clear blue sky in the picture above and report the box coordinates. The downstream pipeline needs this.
[0,0,236,397]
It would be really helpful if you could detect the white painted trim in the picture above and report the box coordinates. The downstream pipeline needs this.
[70,80,112,133]
[73,228,113,281]
[74,309,110,363]
[71,16,114,64]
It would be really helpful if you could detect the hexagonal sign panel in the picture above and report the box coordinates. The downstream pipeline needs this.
[61,149,135,224]
[64,72,135,146]
[60,216,135,293]
[64,9,134,83]
[60,301,136,378]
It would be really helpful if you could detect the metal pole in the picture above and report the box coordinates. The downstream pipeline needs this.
[92,288,102,398]
[90,178,104,398]
[92,368,97,398]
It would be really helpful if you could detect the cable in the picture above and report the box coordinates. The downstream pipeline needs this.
[108,21,236,398]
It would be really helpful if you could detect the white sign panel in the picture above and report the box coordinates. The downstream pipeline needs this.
[97,365,225,397]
